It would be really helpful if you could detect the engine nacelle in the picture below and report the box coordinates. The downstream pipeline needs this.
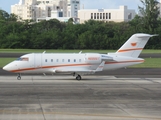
[85,54,101,64]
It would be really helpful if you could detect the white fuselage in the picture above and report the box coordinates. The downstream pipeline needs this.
[3,53,144,74]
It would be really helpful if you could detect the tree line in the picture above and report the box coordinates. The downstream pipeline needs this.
[0,0,161,49]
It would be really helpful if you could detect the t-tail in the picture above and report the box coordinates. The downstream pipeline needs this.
[115,33,157,58]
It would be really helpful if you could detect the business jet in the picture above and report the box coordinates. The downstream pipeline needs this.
[3,33,156,80]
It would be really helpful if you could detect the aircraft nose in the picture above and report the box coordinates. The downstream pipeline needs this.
[2,64,12,71]
[3,65,10,71]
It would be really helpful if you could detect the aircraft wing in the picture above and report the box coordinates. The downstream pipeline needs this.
[53,61,105,74]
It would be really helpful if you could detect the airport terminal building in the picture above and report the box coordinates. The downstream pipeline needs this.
[78,6,136,23]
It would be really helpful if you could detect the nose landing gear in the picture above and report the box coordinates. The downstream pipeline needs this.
[17,73,21,80]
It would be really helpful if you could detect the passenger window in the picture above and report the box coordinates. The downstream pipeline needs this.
[74,59,76,62]
[45,59,47,62]
[79,59,81,62]
[68,59,70,62]
[62,59,64,62]
[51,59,53,62]
[56,59,59,62]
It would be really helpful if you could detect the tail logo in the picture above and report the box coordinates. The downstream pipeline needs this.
[131,42,137,47]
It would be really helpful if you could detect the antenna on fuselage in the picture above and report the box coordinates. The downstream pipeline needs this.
[43,51,46,54]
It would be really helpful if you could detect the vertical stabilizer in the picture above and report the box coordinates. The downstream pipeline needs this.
[115,33,156,58]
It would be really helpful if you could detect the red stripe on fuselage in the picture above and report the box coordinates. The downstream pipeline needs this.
[9,60,144,73]
[10,64,90,73]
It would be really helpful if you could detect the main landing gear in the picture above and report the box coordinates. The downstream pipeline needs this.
[76,75,81,81]
[73,72,82,81]
[17,73,21,80]
[73,73,82,81]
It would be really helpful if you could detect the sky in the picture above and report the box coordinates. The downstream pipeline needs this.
[0,0,142,13]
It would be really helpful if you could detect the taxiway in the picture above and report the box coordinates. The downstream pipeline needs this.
[0,76,161,120]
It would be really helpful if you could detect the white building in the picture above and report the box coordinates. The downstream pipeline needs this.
[67,0,80,18]
[11,0,80,21]
[78,6,136,23]
[37,9,71,22]
[11,0,37,20]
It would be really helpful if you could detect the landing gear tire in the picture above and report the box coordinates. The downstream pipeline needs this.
[76,75,81,81]
[17,74,21,80]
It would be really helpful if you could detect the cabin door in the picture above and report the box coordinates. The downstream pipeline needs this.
[34,54,42,68]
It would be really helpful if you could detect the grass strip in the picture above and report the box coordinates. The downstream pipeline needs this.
[0,49,114,53]
[0,49,161,53]
[130,58,161,68]
[0,58,16,68]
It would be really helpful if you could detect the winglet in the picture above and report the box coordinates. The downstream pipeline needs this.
[95,61,105,72]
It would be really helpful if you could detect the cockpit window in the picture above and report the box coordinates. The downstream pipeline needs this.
[17,57,29,61]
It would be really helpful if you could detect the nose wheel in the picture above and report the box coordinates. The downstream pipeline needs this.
[17,74,21,80]
[76,75,81,81]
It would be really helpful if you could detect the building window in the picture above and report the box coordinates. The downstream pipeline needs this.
[91,13,93,19]
[94,13,96,19]
[103,13,105,19]
[48,7,51,17]
[100,13,102,19]
[128,13,132,19]
[97,13,99,19]
[106,13,108,19]
[109,13,111,19]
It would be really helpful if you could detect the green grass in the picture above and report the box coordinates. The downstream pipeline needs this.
[1,58,161,68]
[130,58,161,68]
[0,49,161,53]
[0,49,114,53]
[1,49,160,68]
[0,58,16,68]
[142,49,161,53]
